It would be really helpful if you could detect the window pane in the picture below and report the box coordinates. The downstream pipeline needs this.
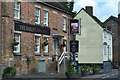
[13,33,20,53]
[35,36,40,53]
[14,1,20,19]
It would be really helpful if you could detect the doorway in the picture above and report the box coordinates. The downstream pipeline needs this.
[38,60,46,72]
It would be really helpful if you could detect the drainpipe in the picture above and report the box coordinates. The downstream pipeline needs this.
[0,0,2,79]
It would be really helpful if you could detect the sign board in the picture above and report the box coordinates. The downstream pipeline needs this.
[70,19,79,34]
[70,40,79,53]
[15,21,50,35]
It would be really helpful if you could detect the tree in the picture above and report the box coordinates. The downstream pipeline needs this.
[60,0,74,12]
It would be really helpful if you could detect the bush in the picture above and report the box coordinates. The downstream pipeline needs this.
[81,64,90,73]
[3,66,16,77]
[66,65,76,74]
[92,64,100,74]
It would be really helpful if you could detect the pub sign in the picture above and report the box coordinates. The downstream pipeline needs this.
[70,19,79,34]
[15,21,50,35]
[70,40,79,53]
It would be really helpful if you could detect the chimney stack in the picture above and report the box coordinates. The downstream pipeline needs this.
[85,6,93,15]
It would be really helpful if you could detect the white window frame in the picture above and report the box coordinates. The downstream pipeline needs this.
[35,36,40,54]
[104,31,106,38]
[14,1,20,19]
[63,40,67,52]
[104,43,107,55]
[35,7,40,24]
[13,33,20,53]
[44,37,49,55]
[43,10,48,26]
[63,16,67,31]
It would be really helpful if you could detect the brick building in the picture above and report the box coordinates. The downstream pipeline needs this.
[2,1,73,75]
[103,15,120,68]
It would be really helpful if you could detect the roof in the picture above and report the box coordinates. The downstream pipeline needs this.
[39,2,73,15]
[103,16,120,24]
[75,8,103,27]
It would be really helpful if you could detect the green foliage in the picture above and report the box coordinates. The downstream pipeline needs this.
[81,64,90,73]
[44,40,49,46]
[12,39,19,46]
[92,64,100,72]
[66,65,76,74]
[60,0,74,12]
[73,11,77,17]
[3,66,16,77]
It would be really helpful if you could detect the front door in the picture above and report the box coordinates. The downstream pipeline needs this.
[38,60,46,72]
[53,38,58,55]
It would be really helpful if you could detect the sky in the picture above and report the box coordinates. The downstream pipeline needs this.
[72,0,120,22]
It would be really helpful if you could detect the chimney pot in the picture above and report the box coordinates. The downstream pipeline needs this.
[85,6,93,15]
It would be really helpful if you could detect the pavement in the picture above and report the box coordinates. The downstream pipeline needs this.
[82,69,119,79]
[2,69,119,80]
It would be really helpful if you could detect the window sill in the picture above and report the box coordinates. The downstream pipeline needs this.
[53,28,57,30]
[63,30,67,33]
[14,19,21,22]
[13,53,22,56]
[35,54,41,56]
[35,53,41,56]
[44,53,49,56]
[35,23,40,25]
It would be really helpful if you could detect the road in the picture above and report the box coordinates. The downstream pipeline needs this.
[102,72,119,79]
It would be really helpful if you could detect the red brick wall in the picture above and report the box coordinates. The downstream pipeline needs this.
[2,2,72,74]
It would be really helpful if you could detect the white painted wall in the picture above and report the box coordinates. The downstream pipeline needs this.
[75,9,103,64]
[103,29,112,61]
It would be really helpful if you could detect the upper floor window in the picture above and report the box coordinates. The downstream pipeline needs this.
[103,42,107,55]
[14,1,20,19]
[43,10,48,26]
[13,33,20,53]
[63,40,67,52]
[35,7,40,24]
[104,31,106,38]
[35,36,40,54]
[63,16,67,31]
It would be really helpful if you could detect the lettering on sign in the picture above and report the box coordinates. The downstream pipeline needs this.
[70,40,79,53]
[15,21,50,35]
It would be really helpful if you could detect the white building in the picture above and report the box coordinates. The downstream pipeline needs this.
[74,6,113,64]
[103,29,112,62]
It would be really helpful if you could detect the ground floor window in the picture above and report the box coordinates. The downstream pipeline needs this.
[13,33,20,53]
[44,37,49,55]
[35,36,40,54]
[63,40,67,52]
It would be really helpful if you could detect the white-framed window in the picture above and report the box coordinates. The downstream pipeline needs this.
[104,31,106,38]
[103,42,107,55]
[107,45,109,55]
[13,33,20,53]
[63,16,67,31]
[35,36,40,54]
[109,47,111,55]
[44,37,49,55]
[14,1,20,19]
[35,7,40,24]
[43,10,48,26]
[63,40,67,52]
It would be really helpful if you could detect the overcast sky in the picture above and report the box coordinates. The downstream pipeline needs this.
[72,0,120,22]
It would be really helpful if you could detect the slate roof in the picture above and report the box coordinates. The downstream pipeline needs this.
[40,2,73,15]
[103,16,120,24]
